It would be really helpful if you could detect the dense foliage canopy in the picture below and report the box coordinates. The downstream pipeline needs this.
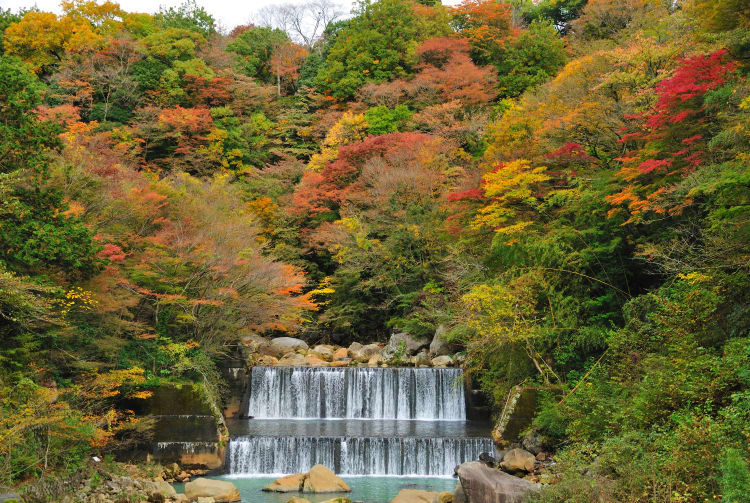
[0,0,748,500]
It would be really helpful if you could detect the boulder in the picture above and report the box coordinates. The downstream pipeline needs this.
[413,351,431,366]
[304,354,329,366]
[257,355,279,366]
[263,473,307,492]
[439,493,453,503]
[347,342,363,357]
[351,343,382,362]
[428,325,455,357]
[368,354,383,367]
[269,337,309,357]
[173,495,188,502]
[521,430,544,455]
[184,478,240,502]
[457,461,539,503]
[196,498,215,503]
[499,449,536,474]
[302,464,351,493]
[390,489,452,503]
[142,481,177,499]
[333,347,349,360]
[241,333,271,354]
[310,345,334,362]
[383,332,430,360]
[285,498,312,503]
[431,355,453,367]
[164,462,180,479]
[278,353,308,367]
[453,481,467,503]
[479,452,498,467]
[328,360,350,367]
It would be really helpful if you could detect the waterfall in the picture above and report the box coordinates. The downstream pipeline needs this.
[228,365,493,477]
[227,436,494,476]
[246,366,466,420]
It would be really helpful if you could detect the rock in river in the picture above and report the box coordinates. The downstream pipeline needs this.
[302,464,351,493]
[457,461,539,503]
[265,465,350,494]
[263,473,307,492]
[184,478,240,502]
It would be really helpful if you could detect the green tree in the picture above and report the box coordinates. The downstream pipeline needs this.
[227,26,289,83]
[0,56,99,280]
[496,20,567,97]
[364,104,412,135]
[316,0,450,99]
[514,0,588,33]
[0,56,59,175]
[155,0,215,37]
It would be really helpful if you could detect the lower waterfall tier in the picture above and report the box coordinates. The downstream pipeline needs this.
[227,435,494,476]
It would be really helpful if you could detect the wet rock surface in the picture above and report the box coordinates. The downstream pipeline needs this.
[457,461,539,503]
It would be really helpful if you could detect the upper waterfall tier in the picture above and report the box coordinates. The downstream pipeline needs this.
[246,366,466,420]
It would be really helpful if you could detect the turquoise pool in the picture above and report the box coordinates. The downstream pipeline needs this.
[175,475,458,503]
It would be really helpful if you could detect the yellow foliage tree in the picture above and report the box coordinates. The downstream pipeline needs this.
[471,159,550,240]
[462,271,558,383]
[306,112,368,172]
[4,11,103,74]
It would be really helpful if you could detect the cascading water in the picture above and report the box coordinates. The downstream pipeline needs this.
[246,366,466,420]
[227,436,494,476]
[227,365,493,477]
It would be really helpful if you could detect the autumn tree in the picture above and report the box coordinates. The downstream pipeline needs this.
[316,0,451,99]
[227,25,289,84]
[607,50,740,222]
[270,41,309,94]
[450,0,515,66]
[3,11,103,74]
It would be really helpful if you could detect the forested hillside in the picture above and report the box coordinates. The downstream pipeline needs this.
[1,0,748,500]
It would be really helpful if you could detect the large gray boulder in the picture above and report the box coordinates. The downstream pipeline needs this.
[428,325,456,357]
[457,461,539,503]
[269,337,309,357]
[383,332,430,360]
[184,478,240,502]
[453,481,467,503]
